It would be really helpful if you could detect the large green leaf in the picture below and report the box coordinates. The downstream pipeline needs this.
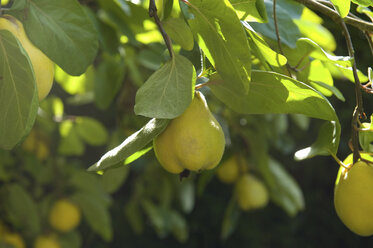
[210,70,337,121]
[9,0,98,75]
[0,30,38,150]
[88,118,169,172]
[331,0,351,17]
[230,0,268,22]
[134,54,196,119]
[186,0,251,92]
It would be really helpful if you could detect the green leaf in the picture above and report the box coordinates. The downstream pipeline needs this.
[331,0,351,17]
[295,120,341,160]
[221,195,240,240]
[75,117,108,146]
[71,192,112,241]
[134,54,196,119]
[58,120,85,156]
[0,30,38,150]
[55,65,95,95]
[94,54,126,109]
[9,0,99,75]
[169,210,188,243]
[359,116,373,153]
[230,0,268,22]
[100,166,129,193]
[60,231,82,248]
[124,198,144,234]
[178,180,195,214]
[310,80,345,102]
[250,0,301,48]
[353,0,373,7]
[186,0,251,92]
[210,71,337,121]
[88,118,169,172]
[163,17,194,51]
[260,158,305,217]
[243,22,287,67]
[1,184,40,235]
[357,6,373,20]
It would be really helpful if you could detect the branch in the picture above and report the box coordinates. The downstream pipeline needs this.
[149,0,174,58]
[294,0,373,33]
[273,0,293,77]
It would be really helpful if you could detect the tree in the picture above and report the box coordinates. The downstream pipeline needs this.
[0,0,373,247]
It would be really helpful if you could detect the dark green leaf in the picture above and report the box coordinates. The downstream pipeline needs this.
[60,231,82,248]
[1,184,40,235]
[250,0,301,48]
[187,0,251,92]
[88,118,169,172]
[9,0,99,75]
[0,30,38,150]
[260,158,305,217]
[134,54,196,119]
[101,166,129,193]
[221,195,240,240]
[94,54,126,110]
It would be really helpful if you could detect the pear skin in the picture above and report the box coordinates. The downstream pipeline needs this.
[154,91,225,174]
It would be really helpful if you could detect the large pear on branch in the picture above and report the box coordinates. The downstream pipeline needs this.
[0,15,54,101]
[154,91,225,174]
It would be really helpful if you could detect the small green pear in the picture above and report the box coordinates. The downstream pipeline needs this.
[154,91,225,174]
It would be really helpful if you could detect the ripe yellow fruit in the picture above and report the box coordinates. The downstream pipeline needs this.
[216,156,240,184]
[0,15,54,101]
[334,161,373,236]
[154,91,225,174]
[34,235,60,248]
[235,174,269,211]
[49,199,81,232]
[1,232,25,248]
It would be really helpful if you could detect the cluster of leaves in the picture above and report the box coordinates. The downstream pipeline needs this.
[0,0,373,245]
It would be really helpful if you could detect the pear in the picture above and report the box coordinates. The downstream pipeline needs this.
[0,15,54,101]
[154,91,225,174]
[235,173,269,210]
[334,161,373,236]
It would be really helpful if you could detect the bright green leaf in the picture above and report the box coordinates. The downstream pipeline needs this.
[134,54,196,119]
[9,0,99,75]
[230,0,268,22]
[75,117,108,146]
[58,120,85,155]
[0,30,38,150]
[186,0,252,92]
[88,118,169,172]
[331,0,351,17]
[353,0,373,7]
[55,66,95,95]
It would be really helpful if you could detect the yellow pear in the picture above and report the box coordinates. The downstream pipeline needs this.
[154,91,225,174]
[49,199,81,232]
[0,15,54,101]
[34,234,60,248]
[334,161,373,236]
[1,232,25,248]
[216,155,241,184]
[235,173,269,211]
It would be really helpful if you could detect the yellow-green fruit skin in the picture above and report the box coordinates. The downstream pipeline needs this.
[0,15,54,101]
[49,199,81,232]
[34,235,60,248]
[1,232,25,248]
[334,161,373,236]
[216,156,240,184]
[154,91,225,174]
[235,174,269,211]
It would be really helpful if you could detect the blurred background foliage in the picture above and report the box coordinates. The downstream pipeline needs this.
[1,0,373,247]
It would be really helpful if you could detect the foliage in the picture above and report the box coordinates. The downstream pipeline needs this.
[0,0,373,246]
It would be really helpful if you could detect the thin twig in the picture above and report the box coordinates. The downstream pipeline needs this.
[294,0,373,33]
[149,0,174,58]
[273,0,293,77]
